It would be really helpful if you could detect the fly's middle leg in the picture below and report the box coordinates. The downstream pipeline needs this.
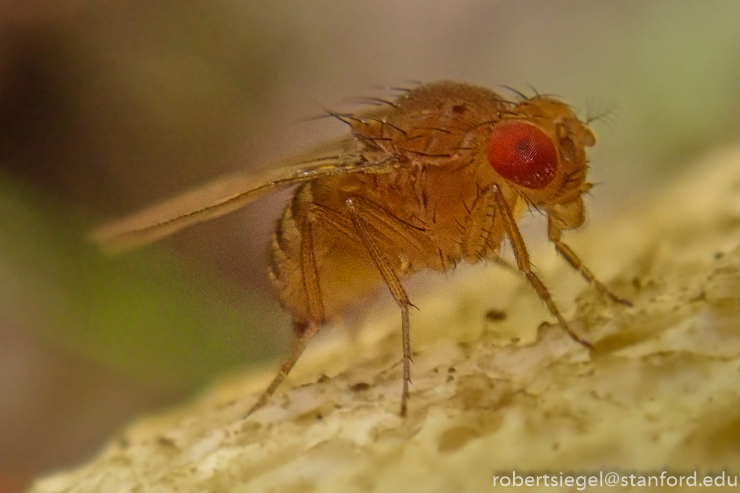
[345,197,414,416]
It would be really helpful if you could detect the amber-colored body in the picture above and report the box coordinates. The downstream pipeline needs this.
[93,81,628,417]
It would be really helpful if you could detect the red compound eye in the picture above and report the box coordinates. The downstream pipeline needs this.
[487,121,558,189]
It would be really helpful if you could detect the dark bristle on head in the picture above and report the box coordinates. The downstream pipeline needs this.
[498,84,530,101]
[527,84,542,97]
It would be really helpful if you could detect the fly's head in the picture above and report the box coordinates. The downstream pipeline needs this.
[486,96,596,229]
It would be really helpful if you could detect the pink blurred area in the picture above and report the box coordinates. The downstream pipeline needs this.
[2,1,740,490]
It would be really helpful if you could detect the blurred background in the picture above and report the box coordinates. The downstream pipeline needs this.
[2,0,740,490]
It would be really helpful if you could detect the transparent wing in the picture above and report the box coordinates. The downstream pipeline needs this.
[91,148,378,254]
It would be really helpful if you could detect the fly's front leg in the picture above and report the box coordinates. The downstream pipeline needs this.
[491,185,592,349]
[548,219,632,306]
[345,197,414,416]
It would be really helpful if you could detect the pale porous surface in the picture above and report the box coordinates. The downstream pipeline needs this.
[30,146,740,493]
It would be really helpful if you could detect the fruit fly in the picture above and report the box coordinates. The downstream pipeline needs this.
[92,81,629,417]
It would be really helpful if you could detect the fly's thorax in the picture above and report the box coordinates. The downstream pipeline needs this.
[349,82,508,168]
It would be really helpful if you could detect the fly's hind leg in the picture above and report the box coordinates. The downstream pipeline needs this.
[247,198,416,418]
[548,219,631,306]
[345,197,414,417]
[491,185,592,349]
[245,217,324,418]
[245,321,320,417]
